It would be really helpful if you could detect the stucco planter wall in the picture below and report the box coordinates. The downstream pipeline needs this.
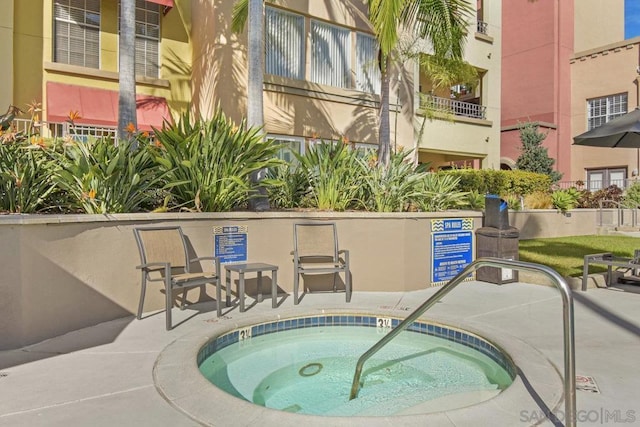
[0,209,609,350]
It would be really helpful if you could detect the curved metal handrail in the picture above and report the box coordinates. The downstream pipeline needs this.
[348,257,576,427]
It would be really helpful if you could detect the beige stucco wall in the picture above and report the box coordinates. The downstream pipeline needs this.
[0,0,14,110]
[574,0,624,53]
[1,209,611,350]
[570,38,640,181]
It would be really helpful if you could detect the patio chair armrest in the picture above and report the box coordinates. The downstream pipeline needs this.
[190,256,222,274]
[136,261,170,271]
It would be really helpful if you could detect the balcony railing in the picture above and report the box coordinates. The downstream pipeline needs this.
[8,118,117,142]
[419,94,486,120]
[477,20,488,35]
[556,179,638,191]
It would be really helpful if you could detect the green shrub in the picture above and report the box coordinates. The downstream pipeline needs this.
[51,137,165,214]
[295,142,363,211]
[358,150,428,212]
[0,138,60,213]
[550,189,580,213]
[442,169,550,196]
[153,111,283,212]
[624,182,640,208]
[266,164,309,209]
[415,173,468,212]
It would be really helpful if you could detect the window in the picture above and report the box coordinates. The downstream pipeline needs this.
[587,93,627,130]
[54,0,100,68]
[265,7,305,80]
[268,135,305,164]
[119,1,160,78]
[355,33,380,94]
[311,20,350,88]
[586,168,627,190]
[133,1,160,78]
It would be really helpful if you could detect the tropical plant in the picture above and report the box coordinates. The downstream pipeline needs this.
[266,164,310,209]
[0,138,60,213]
[463,190,485,210]
[296,142,363,211]
[504,194,523,211]
[550,188,580,213]
[416,172,468,211]
[153,111,283,212]
[359,150,428,212]
[51,137,165,214]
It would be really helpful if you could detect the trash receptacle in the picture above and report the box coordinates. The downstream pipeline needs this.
[484,194,510,229]
[476,226,520,284]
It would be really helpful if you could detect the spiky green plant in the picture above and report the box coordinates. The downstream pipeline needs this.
[0,138,60,213]
[296,142,363,211]
[153,111,283,212]
[266,164,310,209]
[51,137,166,214]
[416,173,468,212]
[359,150,428,212]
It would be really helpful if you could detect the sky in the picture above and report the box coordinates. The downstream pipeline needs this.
[626,0,640,39]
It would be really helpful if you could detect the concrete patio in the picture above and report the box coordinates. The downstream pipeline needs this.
[0,280,638,426]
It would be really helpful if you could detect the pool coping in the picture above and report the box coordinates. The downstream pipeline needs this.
[154,307,565,426]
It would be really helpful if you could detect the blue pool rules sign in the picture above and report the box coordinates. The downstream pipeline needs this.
[431,218,474,285]
[213,225,248,264]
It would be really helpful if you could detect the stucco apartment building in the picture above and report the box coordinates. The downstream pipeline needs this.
[1,0,502,171]
[502,0,640,190]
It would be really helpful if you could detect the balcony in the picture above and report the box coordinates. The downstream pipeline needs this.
[419,94,487,120]
[476,20,488,35]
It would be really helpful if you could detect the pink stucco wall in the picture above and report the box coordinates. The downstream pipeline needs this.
[501,0,574,179]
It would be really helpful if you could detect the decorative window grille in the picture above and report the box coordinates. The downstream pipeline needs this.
[587,93,627,130]
[355,33,380,94]
[265,7,305,79]
[311,20,350,88]
[54,0,100,68]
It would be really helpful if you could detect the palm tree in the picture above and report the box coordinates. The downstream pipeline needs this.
[368,0,472,166]
[233,0,270,210]
[118,0,137,140]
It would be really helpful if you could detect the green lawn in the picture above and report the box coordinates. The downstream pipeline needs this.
[518,235,640,277]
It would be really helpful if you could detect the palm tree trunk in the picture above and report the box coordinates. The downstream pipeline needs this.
[247,0,270,211]
[118,0,137,142]
[378,55,391,167]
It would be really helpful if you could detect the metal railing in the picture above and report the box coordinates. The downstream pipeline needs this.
[9,118,117,142]
[597,199,640,228]
[349,257,576,427]
[556,179,636,191]
[420,94,486,120]
[477,20,488,35]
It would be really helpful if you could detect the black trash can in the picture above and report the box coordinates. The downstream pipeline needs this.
[484,194,510,230]
[476,226,520,284]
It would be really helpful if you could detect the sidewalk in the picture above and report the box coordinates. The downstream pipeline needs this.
[1,281,639,426]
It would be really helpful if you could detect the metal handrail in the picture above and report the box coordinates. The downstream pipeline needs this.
[349,257,576,427]
[598,199,640,228]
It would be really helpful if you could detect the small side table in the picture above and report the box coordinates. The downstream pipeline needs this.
[224,263,279,312]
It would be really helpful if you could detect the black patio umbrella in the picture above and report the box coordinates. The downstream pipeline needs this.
[573,107,640,148]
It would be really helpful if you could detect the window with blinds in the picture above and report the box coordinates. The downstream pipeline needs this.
[587,93,627,130]
[311,20,350,88]
[133,1,160,78]
[118,1,160,78]
[355,33,380,94]
[265,7,305,80]
[54,0,100,68]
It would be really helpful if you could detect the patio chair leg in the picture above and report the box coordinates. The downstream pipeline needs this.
[216,278,222,317]
[180,288,188,310]
[137,272,147,320]
[345,270,352,303]
[294,271,300,305]
[165,280,173,331]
